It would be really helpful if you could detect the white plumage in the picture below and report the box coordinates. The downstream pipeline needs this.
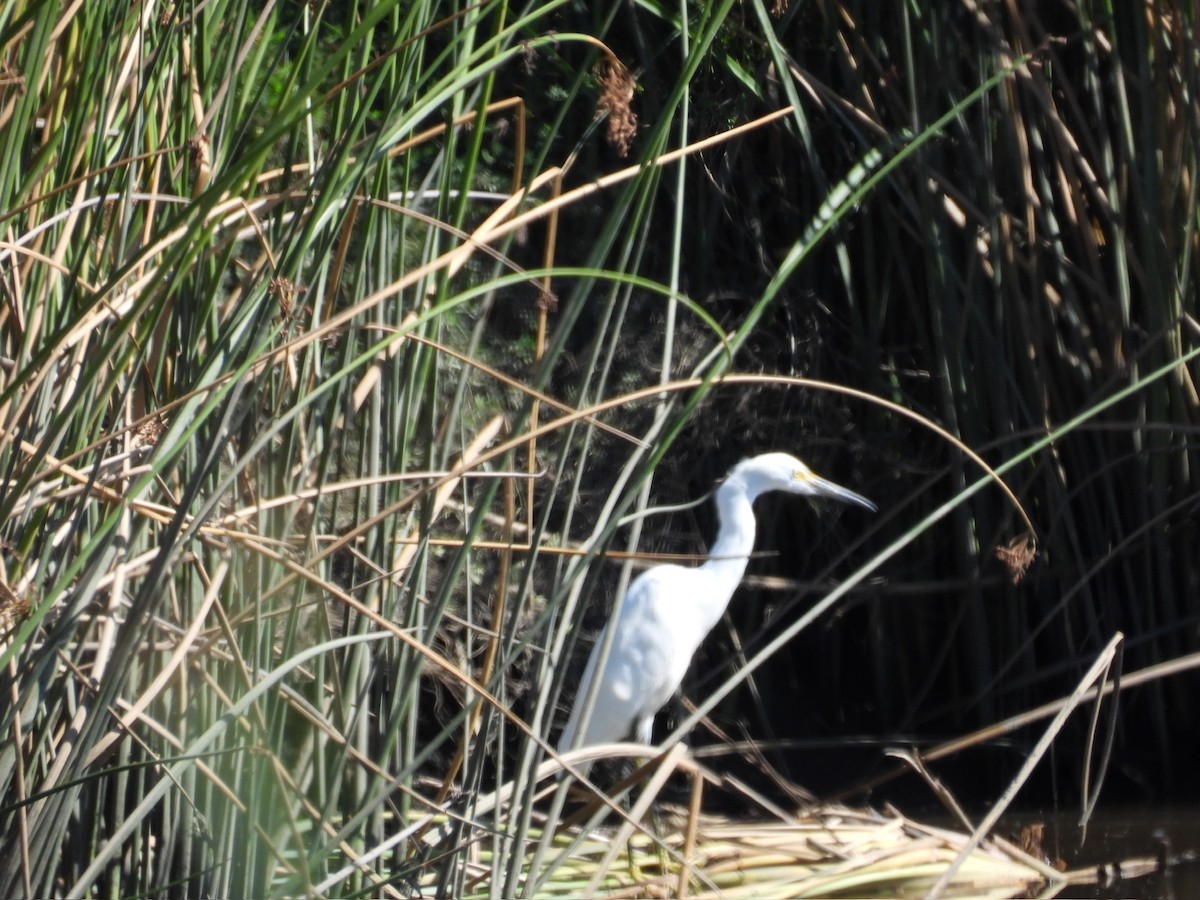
[558,452,874,772]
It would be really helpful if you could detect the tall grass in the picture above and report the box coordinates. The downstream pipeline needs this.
[742,0,1200,793]
[1,0,1197,896]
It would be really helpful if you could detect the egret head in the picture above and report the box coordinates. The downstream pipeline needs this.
[727,452,876,511]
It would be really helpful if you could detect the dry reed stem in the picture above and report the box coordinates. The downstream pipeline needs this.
[928,633,1125,898]
[847,646,1200,799]
[423,802,1069,898]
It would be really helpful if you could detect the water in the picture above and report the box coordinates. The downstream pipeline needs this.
[996,807,1200,899]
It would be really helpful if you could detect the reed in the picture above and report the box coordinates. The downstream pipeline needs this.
[0,0,1195,896]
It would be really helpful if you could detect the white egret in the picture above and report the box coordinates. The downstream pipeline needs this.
[557,452,874,772]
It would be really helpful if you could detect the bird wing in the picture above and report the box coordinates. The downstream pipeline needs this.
[558,565,689,753]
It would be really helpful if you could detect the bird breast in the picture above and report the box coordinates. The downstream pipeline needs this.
[612,565,726,705]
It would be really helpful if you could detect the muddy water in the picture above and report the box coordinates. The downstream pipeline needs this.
[998,807,1200,899]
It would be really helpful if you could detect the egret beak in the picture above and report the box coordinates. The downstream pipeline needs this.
[807,474,877,512]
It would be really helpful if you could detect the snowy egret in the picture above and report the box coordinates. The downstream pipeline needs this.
[557,452,874,772]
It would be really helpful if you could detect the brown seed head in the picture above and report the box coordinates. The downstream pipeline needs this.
[994,531,1037,584]
[596,59,637,158]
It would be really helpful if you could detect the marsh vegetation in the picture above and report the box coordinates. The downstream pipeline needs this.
[1,1,1197,896]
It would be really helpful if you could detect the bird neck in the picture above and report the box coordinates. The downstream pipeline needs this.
[702,478,758,584]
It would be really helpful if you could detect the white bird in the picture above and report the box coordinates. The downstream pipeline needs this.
[557,452,874,773]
